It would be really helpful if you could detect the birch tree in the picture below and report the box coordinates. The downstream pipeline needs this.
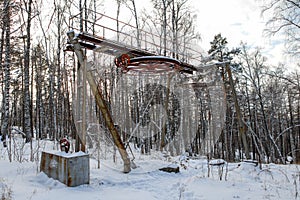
[1,0,11,148]
[22,0,33,143]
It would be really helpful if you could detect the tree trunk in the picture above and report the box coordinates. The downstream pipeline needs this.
[23,0,33,144]
[162,0,168,56]
[256,77,285,164]
[130,0,140,47]
[225,64,250,159]
[1,0,11,149]
[0,1,5,141]
[116,0,121,42]
[288,90,296,163]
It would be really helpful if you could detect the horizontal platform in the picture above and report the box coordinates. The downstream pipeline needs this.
[66,31,198,74]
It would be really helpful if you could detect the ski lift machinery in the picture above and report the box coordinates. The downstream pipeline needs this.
[66,10,226,173]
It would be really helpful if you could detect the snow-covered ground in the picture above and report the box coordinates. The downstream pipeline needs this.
[0,139,299,200]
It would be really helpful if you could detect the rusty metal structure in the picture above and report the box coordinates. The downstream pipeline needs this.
[66,10,226,173]
[40,151,90,187]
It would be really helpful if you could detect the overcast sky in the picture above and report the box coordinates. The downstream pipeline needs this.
[193,0,264,47]
[191,0,286,66]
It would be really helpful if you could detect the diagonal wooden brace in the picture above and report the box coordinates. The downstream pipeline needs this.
[67,30,131,173]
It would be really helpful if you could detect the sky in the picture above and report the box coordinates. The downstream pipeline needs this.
[193,0,266,48]
[191,0,286,65]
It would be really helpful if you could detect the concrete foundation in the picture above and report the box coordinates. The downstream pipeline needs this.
[40,151,89,187]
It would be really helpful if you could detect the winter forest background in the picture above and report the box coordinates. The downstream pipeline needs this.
[0,0,300,173]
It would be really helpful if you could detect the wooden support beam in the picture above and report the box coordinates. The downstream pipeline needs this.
[225,63,250,159]
[67,30,131,173]
[86,70,131,173]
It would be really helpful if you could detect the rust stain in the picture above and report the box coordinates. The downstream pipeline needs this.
[67,165,72,186]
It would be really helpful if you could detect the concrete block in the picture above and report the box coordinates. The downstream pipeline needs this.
[40,151,89,187]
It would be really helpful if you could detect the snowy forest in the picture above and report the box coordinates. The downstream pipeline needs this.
[1,0,300,199]
[0,0,300,171]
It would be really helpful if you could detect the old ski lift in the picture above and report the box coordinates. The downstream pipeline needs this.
[66,10,225,173]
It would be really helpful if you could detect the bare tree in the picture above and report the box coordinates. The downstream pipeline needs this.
[262,0,300,57]
[150,0,172,55]
[171,0,200,60]
[239,44,285,163]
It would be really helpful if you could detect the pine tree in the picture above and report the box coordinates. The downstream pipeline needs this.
[208,33,250,159]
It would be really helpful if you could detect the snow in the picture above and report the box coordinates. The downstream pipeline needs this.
[43,150,88,158]
[0,140,300,200]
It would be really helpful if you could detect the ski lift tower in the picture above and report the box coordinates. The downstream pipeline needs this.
[66,11,224,173]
